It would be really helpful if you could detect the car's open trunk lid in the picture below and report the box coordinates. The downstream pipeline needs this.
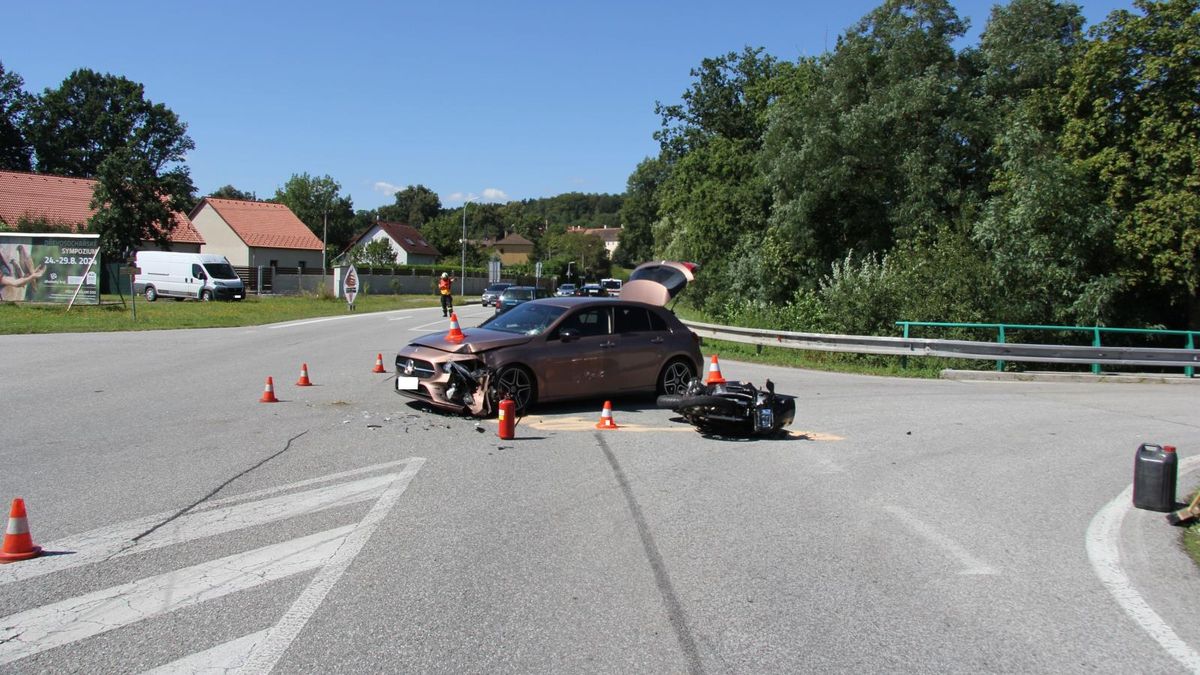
[620,261,697,306]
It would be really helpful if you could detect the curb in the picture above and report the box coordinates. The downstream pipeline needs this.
[940,369,1200,385]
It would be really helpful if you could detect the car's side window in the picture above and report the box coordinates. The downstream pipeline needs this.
[553,307,610,339]
[647,310,668,332]
[614,306,652,334]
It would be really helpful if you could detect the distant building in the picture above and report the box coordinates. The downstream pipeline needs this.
[0,169,205,251]
[489,232,535,265]
[348,221,441,265]
[189,197,322,268]
[568,225,621,258]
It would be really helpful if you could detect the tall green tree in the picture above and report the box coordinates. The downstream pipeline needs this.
[1061,0,1200,327]
[616,156,669,266]
[378,184,442,226]
[27,69,184,179]
[0,61,32,171]
[88,140,195,257]
[273,173,355,253]
[209,184,258,201]
[764,0,975,291]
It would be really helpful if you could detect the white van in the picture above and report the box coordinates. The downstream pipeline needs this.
[600,278,622,297]
[133,252,245,301]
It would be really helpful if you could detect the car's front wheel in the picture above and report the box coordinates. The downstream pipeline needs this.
[144,286,157,302]
[200,289,212,301]
[658,358,696,396]
[493,365,537,414]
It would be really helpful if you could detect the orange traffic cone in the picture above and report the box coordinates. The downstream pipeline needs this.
[0,498,42,563]
[595,400,620,429]
[446,313,465,342]
[704,354,726,385]
[372,354,387,373]
[296,363,313,386]
[260,376,279,403]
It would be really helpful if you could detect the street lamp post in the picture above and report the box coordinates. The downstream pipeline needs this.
[321,209,328,273]
[460,197,475,297]
[566,261,576,285]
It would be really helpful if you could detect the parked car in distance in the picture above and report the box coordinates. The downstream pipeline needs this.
[555,283,577,297]
[133,251,245,301]
[395,261,701,415]
[601,278,622,297]
[481,282,513,306]
[494,286,550,314]
[579,283,608,297]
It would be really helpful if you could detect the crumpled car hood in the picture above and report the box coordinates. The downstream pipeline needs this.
[410,327,535,354]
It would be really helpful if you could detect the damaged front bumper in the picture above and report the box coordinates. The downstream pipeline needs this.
[395,351,497,417]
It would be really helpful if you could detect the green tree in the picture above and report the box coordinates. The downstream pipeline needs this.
[0,61,32,171]
[616,156,669,266]
[764,0,976,291]
[273,173,355,252]
[378,184,442,226]
[354,237,397,267]
[88,144,195,258]
[209,184,258,201]
[1061,0,1200,327]
[27,69,186,179]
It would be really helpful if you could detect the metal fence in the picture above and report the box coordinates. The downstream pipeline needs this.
[681,319,1200,376]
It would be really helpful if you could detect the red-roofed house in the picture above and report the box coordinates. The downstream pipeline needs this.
[0,169,205,251]
[189,198,323,268]
[567,225,622,259]
[348,220,441,265]
[489,232,535,265]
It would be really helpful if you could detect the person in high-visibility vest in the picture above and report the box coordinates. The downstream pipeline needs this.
[438,272,455,317]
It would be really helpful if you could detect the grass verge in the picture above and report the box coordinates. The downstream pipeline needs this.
[0,293,444,334]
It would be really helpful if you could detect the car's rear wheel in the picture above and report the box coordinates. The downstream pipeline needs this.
[657,358,696,396]
[494,365,537,414]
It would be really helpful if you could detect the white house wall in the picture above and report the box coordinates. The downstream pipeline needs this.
[192,204,250,265]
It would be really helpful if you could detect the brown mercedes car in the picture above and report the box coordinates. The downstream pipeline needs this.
[395,262,702,415]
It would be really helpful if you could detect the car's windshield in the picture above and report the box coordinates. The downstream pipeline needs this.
[480,302,566,335]
[203,263,238,280]
[602,280,620,289]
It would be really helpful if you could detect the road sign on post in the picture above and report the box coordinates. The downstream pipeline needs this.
[344,265,359,310]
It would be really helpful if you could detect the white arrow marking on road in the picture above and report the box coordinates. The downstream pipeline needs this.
[0,525,354,666]
[884,504,998,575]
[0,471,402,586]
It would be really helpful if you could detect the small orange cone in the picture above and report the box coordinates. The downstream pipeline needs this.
[296,363,313,386]
[0,498,42,563]
[372,354,387,373]
[704,354,726,385]
[260,376,279,403]
[595,400,620,429]
[446,313,465,342]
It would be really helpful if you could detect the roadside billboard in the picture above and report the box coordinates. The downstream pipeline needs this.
[0,233,100,304]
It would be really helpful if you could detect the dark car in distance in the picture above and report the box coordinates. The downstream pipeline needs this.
[481,282,513,306]
[395,261,701,415]
[494,286,550,315]
[579,284,608,297]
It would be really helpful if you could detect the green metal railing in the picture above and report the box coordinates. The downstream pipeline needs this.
[896,321,1198,378]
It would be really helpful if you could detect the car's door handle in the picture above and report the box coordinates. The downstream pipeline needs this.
[601,341,616,348]
[650,337,664,344]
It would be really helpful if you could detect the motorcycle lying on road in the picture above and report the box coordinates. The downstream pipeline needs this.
[656,378,796,437]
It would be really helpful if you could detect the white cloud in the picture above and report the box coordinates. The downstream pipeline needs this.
[444,189,509,205]
[373,181,400,195]
[481,188,508,202]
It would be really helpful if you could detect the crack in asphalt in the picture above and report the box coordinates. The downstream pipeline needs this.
[595,432,704,675]
[124,430,311,548]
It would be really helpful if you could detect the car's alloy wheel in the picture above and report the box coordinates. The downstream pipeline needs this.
[495,366,536,413]
[659,359,695,395]
[200,289,212,301]
[144,286,157,302]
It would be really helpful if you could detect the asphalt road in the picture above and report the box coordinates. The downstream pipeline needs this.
[1,303,1198,673]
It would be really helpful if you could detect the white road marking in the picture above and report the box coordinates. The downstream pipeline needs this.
[411,318,451,331]
[267,310,412,329]
[0,525,354,666]
[239,457,425,673]
[1086,455,1200,672]
[0,471,401,585]
[143,630,268,675]
[386,315,413,321]
[884,504,998,575]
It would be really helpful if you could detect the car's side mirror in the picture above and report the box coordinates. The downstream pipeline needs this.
[558,329,579,342]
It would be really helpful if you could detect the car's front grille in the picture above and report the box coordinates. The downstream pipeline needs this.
[395,356,438,379]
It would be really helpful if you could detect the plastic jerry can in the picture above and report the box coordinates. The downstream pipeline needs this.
[1132,443,1177,512]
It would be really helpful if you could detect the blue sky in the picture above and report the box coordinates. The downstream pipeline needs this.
[5,0,1128,211]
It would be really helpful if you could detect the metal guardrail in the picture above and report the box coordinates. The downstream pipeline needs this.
[681,320,1200,373]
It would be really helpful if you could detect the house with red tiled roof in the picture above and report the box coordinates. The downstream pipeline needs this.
[0,169,205,251]
[189,197,323,268]
[348,220,441,265]
[489,232,535,265]
[567,225,622,259]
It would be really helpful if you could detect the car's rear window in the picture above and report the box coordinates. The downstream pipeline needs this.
[480,302,566,335]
